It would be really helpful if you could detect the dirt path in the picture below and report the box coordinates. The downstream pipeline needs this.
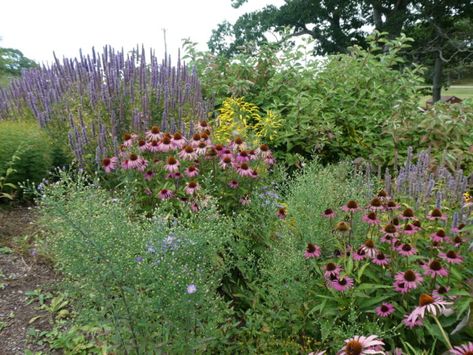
[0,207,58,354]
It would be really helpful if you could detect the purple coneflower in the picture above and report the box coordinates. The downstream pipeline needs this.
[138,139,148,151]
[264,154,276,166]
[231,136,246,151]
[304,243,321,258]
[122,133,134,147]
[405,294,452,324]
[330,276,354,292]
[412,220,422,231]
[322,208,336,219]
[143,170,155,181]
[219,156,233,169]
[427,208,447,221]
[147,140,160,153]
[195,141,208,156]
[368,197,384,211]
[450,342,473,355]
[190,133,202,148]
[372,252,390,266]
[353,248,368,261]
[196,120,210,132]
[362,212,380,225]
[361,239,377,258]
[144,187,152,196]
[422,259,448,278]
[256,144,272,158]
[102,157,118,173]
[236,150,251,164]
[166,172,183,180]
[394,270,423,290]
[432,285,450,299]
[375,303,395,317]
[393,281,410,294]
[430,229,451,243]
[400,207,415,220]
[402,314,424,328]
[164,156,180,173]
[384,200,400,211]
[451,223,466,234]
[236,163,253,177]
[380,233,398,244]
[451,236,464,247]
[185,165,199,177]
[228,180,239,189]
[335,221,351,233]
[341,200,360,212]
[402,224,417,235]
[240,196,251,206]
[185,181,200,195]
[126,154,145,170]
[171,132,186,149]
[324,262,341,279]
[439,250,464,264]
[338,335,384,355]
[158,136,173,152]
[396,243,417,257]
[190,201,199,213]
[276,207,287,220]
[179,145,198,161]
[158,189,174,200]
[146,126,162,141]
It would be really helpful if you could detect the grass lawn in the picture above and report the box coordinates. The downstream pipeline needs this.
[419,85,473,106]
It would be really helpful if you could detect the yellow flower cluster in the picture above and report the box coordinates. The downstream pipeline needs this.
[214,97,282,144]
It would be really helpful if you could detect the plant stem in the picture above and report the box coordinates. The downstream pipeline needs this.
[432,315,453,350]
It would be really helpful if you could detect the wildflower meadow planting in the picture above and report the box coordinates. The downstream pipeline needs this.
[1,32,473,354]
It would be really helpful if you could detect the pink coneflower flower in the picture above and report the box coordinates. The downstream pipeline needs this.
[384,200,400,211]
[236,150,251,164]
[138,139,148,152]
[450,342,473,355]
[397,243,417,257]
[164,156,180,173]
[430,229,451,243]
[377,189,389,200]
[219,156,233,169]
[427,208,447,221]
[144,187,152,196]
[122,133,134,147]
[400,207,415,220]
[276,207,287,220]
[393,281,410,294]
[362,212,380,225]
[402,224,417,235]
[166,172,183,180]
[240,196,251,206]
[195,141,208,156]
[196,120,210,133]
[214,144,225,156]
[231,136,246,151]
[190,201,199,213]
[394,270,423,290]
[412,220,422,231]
[439,250,464,264]
[368,197,384,211]
[338,335,384,355]
[184,165,199,177]
[127,154,145,170]
[250,169,259,179]
[121,159,130,169]
[405,294,452,324]
[402,314,424,328]
[184,181,200,195]
[451,236,464,247]
[145,126,162,141]
[158,189,174,200]
[361,239,377,258]
[158,136,173,152]
[451,223,466,234]
[375,303,395,317]
[381,224,398,240]
[171,132,186,149]
[143,170,155,181]
[147,140,160,153]
[256,144,272,158]
[264,154,276,166]
[190,133,202,148]
[381,234,398,244]
[228,180,239,189]
[136,158,148,172]
[353,248,368,261]
[322,208,336,219]
[304,243,321,259]
[102,157,118,173]
[179,145,198,161]
[236,163,253,177]
[324,262,341,279]
[422,259,448,278]
[341,200,361,212]
[330,276,354,292]
[432,285,451,299]
[372,252,390,266]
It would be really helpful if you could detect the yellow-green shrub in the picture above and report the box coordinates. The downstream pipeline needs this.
[0,120,54,185]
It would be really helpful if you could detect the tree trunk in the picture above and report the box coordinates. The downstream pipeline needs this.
[432,53,443,103]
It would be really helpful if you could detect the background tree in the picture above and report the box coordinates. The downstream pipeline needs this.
[0,38,36,87]
[209,0,473,102]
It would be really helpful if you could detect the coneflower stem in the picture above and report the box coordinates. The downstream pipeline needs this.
[432,315,452,350]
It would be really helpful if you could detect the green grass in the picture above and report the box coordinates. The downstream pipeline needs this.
[419,85,473,106]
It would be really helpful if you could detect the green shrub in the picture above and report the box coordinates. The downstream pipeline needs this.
[0,120,54,185]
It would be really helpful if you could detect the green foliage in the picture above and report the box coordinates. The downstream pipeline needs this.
[39,171,235,353]
[0,120,54,187]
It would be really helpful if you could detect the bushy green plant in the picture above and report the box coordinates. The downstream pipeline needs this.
[0,120,54,186]
[39,170,235,353]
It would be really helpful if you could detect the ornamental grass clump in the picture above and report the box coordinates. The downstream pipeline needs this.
[100,120,276,214]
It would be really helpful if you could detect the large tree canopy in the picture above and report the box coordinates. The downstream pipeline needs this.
[0,42,36,87]
[209,0,473,101]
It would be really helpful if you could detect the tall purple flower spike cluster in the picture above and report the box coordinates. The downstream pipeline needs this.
[0,46,210,165]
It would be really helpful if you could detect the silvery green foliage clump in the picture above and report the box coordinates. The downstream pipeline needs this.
[0,46,210,165]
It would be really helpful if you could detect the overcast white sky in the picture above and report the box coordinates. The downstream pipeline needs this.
[0,0,285,64]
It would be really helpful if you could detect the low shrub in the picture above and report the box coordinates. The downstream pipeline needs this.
[0,120,53,186]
